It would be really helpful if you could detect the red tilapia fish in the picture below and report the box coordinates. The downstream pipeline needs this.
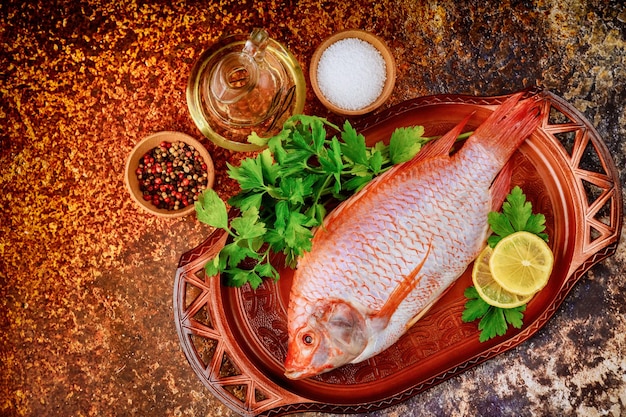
[284,93,543,380]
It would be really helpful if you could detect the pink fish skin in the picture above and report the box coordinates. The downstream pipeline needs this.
[284,93,543,380]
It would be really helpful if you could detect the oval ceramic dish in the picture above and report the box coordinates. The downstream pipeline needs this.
[173,90,622,416]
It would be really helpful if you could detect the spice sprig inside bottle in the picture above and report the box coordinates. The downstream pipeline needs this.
[135,141,210,211]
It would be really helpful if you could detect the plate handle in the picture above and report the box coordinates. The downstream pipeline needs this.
[173,225,303,416]
[541,91,622,278]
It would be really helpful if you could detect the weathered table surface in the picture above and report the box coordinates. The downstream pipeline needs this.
[2,1,625,416]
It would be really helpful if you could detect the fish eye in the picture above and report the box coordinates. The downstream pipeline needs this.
[302,334,314,345]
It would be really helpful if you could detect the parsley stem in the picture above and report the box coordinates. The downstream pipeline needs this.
[313,174,334,207]
[423,131,474,142]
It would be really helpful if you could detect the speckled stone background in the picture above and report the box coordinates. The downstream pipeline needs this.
[1,0,625,416]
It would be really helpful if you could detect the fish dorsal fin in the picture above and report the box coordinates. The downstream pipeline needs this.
[321,114,474,233]
[403,112,474,169]
[372,242,432,327]
[490,157,514,212]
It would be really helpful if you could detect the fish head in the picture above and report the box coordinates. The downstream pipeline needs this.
[284,300,368,380]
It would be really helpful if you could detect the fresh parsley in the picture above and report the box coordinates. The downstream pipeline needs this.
[462,286,526,342]
[487,185,548,248]
[462,185,548,342]
[196,115,470,289]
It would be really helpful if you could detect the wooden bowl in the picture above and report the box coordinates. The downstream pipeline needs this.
[124,131,215,218]
[310,29,396,116]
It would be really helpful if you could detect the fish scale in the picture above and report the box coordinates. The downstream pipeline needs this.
[284,93,543,380]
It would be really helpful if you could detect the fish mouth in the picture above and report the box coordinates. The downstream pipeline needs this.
[284,364,332,380]
[284,369,306,380]
[284,365,318,380]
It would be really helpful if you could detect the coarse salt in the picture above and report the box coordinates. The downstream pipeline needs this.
[316,38,387,111]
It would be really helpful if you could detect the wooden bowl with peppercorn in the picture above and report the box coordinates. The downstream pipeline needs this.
[124,131,215,218]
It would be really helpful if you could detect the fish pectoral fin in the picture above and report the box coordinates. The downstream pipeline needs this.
[404,280,456,330]
[405,298,436,329]
[373,242,432,326]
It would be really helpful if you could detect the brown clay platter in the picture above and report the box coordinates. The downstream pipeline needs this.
[173,90,622,416]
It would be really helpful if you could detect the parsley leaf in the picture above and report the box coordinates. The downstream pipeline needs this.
[462,286,526,342]
[461,286,491,322]
[503,185,533,230]
[340,121,369,166]
[487,185,548,247]
[503,307,525,329]
[230,207,266,240]
[478,306,508,342]
[368,149,384,174]
[389,126,426,164]
[195,189,228,230]
[283,211,315,255]
[228,157,266,191]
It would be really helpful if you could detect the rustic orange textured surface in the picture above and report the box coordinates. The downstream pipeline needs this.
[2,1,625,416]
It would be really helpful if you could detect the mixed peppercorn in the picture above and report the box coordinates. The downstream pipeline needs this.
[135,141,210,211]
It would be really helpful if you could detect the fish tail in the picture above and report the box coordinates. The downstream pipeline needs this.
[470,92,544,165]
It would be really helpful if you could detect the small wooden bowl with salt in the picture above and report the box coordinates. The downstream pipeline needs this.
[310,29,396,116]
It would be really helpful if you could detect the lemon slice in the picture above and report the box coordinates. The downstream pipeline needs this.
[472,245,534,308]
[489,231,554,297]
